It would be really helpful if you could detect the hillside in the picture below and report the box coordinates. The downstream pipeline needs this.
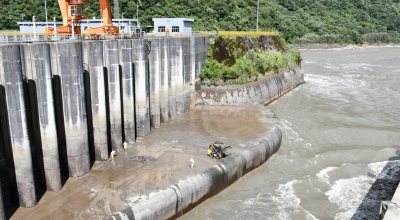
[1,0,399,43]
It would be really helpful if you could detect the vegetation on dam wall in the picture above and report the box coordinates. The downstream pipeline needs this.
[200,35,302,86]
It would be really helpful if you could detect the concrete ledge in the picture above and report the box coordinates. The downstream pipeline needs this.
[107,109,282,220]
[196,65,304,106]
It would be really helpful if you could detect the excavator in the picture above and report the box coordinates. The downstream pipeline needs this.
[44,0,119,38]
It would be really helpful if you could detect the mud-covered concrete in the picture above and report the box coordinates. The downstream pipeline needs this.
[9,105,281,219]
[197,65,305,105]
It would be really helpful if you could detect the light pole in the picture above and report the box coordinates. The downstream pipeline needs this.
[45,0,48,28]
[256,0,259,32]
[137,0,141,28]
[21,14,25,32]
[122,13,124,33]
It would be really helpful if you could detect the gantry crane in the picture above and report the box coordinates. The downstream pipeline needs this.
[44,0,119,37]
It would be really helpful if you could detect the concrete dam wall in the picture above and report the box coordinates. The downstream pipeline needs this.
[196,65,305,105]
[0,36,209,215]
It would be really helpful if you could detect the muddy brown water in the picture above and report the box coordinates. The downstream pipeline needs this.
[179,47,400,220]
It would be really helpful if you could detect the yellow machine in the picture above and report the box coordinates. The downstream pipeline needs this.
[207,142,231,159]
[44,0,119,37]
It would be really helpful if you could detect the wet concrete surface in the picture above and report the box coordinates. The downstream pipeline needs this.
[10,105,277,220]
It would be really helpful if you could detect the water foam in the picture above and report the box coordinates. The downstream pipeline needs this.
[316,167,339,185]
[326,176,373,220]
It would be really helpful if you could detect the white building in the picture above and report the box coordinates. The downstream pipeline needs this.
[152,18,194,37]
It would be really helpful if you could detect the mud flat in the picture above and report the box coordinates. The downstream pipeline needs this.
[9,105,282,220]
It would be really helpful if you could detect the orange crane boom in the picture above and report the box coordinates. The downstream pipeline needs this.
[44,0,119,37]
[86,0,119,37]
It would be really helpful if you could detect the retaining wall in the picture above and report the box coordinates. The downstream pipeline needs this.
[197,65,305,105]
[106,109,283,220]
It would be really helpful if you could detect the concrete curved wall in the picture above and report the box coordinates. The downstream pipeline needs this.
[106,108,283,220]
[197,65,305,106]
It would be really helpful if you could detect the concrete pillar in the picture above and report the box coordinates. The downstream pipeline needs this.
[159,38,169,123]
[22,43,62,191]
[183,37,191,112]
[0,44,37,207]
[190,37,197,107]
[49,42,90,177]
[175,38,184,114]
[0,180,4,220]
[132,39,150,137]
[149,39,161,129]
[196,37,202,81]
[82,41,109,161]
[203,36,210,71]
[168,38,177,119]
[118,39,135,143]
[103,40,123,152]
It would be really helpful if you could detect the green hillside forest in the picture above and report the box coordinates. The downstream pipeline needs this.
[1,0,399,43]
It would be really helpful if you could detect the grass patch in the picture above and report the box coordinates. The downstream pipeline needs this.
[200,35,302,86]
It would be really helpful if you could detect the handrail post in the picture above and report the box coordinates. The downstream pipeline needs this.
[70,19,76,40]
[32,16,39,41]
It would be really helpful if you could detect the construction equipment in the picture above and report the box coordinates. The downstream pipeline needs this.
[86,0,119,38]
[207,142,231,159]
[44,0,119,38]
[44,0,89,35]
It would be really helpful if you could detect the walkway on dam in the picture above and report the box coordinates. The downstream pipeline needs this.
[9,105,278,220]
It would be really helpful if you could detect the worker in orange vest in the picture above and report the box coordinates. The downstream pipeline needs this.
[165,28,169,37]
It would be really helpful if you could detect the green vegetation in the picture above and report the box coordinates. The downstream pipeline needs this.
[1,0,399,43]
[200,35,302,86]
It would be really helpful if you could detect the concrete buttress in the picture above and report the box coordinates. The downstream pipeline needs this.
[189,37,196,107]
[22,43,62,191]
[175,38,184,114]
[159,38,169,123]
[132,39,150,137]
[0,44,37,207]
[82,41,109,161]
[49,42,90,177]
[168,38,177,119]
[118,39,136,143]
[103,40,123,152]
[149,39,161,129]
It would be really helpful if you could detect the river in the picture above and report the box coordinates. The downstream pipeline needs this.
[179,47,400,220]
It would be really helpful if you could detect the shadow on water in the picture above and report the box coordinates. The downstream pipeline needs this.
[351,149,400,220]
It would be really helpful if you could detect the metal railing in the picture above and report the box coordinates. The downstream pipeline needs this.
[0,34,82,44]
[193,30,276,36]
[0,31,214,44]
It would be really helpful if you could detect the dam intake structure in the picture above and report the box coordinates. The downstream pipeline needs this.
[0,35,209,216]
